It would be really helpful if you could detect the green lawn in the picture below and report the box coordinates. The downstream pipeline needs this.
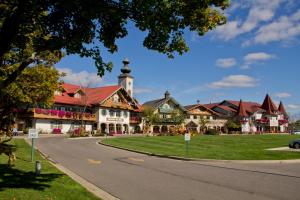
[0,139,100,200]
[102,135,300,160]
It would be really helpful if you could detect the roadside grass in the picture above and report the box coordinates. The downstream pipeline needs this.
[102,134,300,160]
[0,139,100,200]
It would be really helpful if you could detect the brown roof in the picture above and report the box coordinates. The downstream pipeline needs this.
[261,94,277,114]
[237,100,249,117]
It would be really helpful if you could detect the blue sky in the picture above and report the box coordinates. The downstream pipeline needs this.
[56,0,300,115]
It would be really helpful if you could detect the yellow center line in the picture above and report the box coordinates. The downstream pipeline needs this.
[128,157,144,162]
[87,159,102,164]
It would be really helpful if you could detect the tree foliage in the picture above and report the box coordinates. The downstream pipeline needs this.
[0,0,229,88]
[142,106,159,133]
[198,116,209,133]
[0,65,61,141]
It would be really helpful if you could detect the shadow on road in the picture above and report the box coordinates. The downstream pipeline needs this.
[0,164,62,191]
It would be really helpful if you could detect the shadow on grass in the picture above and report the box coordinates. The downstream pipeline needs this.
[0,164,62,191]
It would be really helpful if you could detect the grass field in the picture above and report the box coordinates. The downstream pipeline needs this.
[0,139,100,200]
[102,134,300,160]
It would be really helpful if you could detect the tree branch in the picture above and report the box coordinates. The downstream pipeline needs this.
[0,59,33,90]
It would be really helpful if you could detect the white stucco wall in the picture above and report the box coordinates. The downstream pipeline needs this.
[34,119,52,133]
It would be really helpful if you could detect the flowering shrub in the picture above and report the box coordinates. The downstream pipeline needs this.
[65,111,72,118]
[58,110,66,117]
[85,113,91,118]
[53,128,62,134]
[50,110,58,115]
[35,108,42,114]
[42,109,50,115]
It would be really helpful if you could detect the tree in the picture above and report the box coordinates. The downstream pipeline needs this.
[198,116,209,134]
[142,106,159,134]
[0,65,61,141]
[0,0,230,89]
[170,109,186,134]
[224,119,241,133]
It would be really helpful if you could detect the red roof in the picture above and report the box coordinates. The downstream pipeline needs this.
[261,94,277,114]
[278,101,288,117]
[226,100,262,113]
[55,84,121,106]
[237,100,249,117]
[62,83,81,94]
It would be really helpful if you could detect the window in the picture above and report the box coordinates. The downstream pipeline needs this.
[193,115,197,119]
[116,110,121,117]
[123,111,128,118]
[163,114,167,119]
[109,110,114,117]
[102,109,107,116]
[113,94,119,103]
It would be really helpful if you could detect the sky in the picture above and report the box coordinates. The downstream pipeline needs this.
[55,0,300,115]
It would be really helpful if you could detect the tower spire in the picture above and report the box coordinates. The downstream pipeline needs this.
[118,58,134,97]
[237,99,248,117]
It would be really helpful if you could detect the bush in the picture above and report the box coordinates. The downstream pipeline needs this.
[205,129,220,135]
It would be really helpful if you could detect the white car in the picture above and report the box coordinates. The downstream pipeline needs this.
[292,130,300,134]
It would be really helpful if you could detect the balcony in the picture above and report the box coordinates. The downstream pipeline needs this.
[33,108,96,121]
[130,116,142,124]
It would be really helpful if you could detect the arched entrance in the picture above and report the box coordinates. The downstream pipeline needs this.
[116,124,122,134]
[161,125,168,133]
[123,124,128,134]
[101,123,107,133]
[109,124,114,134]
[153,126,160,133]
[134,125,141,133]
[186,121,198,133]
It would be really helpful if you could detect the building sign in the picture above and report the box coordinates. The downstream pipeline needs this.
[184,133,191,141]
[106,117,124,122]
[28,129,38,139]
[269,118,278,127]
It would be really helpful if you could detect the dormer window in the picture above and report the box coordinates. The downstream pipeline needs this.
[74,93,81,98]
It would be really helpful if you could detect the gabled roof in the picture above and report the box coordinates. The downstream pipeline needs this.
[203,102,220,110]
[62,83,81,94]
[225,100,262,113]
[184,104,220,116]
[236,100,249,117]
[215,105,237,113]
[261,94,277,115]
[54,84,140,111]
[143,98,167,109]
[142,95,186,112]
[278,101,288,117]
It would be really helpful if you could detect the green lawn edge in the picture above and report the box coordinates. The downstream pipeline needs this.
[0,139,101,200]
[102,135,300,160]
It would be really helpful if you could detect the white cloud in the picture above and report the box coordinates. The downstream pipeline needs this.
[134,87,153,94]
[287,104,300,109]
[216,58,237,68]
[274,92,291,98]
[252,9,300,45]
[214,0,283,41]
[57,67,103,87]
[208,75,258,89]
[242,52,275,69]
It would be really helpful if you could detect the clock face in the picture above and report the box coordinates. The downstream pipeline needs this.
[128,81,131,85]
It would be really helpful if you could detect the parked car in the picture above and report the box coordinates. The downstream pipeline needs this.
[292,130,300,134]
[289,139,300,149]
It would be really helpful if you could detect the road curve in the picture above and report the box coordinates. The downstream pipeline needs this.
[35,137,300,200]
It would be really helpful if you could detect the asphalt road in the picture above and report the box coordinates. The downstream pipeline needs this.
[35,136,300,200]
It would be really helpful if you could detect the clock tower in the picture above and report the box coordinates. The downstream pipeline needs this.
[118,58,134,97]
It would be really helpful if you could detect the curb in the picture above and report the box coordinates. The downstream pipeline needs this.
[24,138,120,200]
[98,140,300,164]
